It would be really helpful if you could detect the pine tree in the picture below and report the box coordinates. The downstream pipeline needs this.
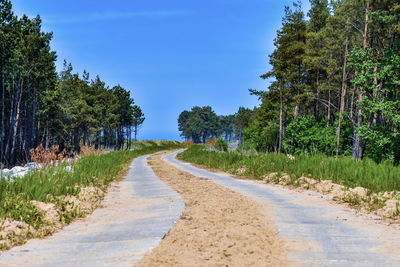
[261,2,307,152]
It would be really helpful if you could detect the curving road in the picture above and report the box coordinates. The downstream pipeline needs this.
[0,153,185,267]
[164,150,400,266]
[2,150,400,266]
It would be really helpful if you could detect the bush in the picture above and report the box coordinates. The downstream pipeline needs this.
[183,140,194,146]
[214,139,228,152]
[283,116,336,155]
[207,138,218,146]
[243,121,280,153]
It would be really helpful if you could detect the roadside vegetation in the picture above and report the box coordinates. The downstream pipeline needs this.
[179,145,400,192]
[179,145,400,218]
[0,141,182,251]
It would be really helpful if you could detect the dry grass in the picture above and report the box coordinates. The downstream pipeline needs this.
[29,144,68,166]
[206,138,218,146]
[79,143,101,156]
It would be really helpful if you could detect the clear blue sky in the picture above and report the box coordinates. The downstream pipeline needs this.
[13,0,310,140]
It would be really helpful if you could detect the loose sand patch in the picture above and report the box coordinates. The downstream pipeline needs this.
[136,152,287,267]
[0,186,105,252]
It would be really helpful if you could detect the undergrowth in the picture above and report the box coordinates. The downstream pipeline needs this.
[178,145,400,192]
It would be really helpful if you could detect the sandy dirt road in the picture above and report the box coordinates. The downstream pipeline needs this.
[137,152,287,266]
[162,150,400,266]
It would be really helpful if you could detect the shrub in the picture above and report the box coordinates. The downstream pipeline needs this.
[30,144,69,166]
[214,139,228,152]
[79,143,101,156]
[283,116,336,155]
[207,138,218,146]
[183,140,194,146]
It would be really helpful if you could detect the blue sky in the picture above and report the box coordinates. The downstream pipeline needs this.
[13,0,311,140]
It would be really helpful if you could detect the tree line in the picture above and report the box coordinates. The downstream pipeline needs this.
[178,106,253,144]
[0,1,145,166]
[244,0,400,164]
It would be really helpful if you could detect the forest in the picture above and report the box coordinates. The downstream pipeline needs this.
[179,0,400,165]
[248,0,400,164]
[0,1,144,167]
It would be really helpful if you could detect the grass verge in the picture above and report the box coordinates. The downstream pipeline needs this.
[178,145,400,193]
[0,141,183,250]
[179,145,400,219]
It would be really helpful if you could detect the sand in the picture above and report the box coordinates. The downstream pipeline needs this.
[136,152,287,267]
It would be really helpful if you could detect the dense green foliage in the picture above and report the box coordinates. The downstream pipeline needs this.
[245,0,400,164]
[0,141,183,228]
[179,145,400,192]
[0,1,145,166]
[178,106,222,143]
[282,115,353,155]
[214,139,228,152]
[178,106,253,144]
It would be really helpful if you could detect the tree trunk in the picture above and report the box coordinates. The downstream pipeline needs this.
[129,126,132,150]
[10,79,23,164]
[31,86,36,152]
[353,1,370,160]
[114,130,117,150]
[97,131,101,150]
[5,79,15,162]
[45,119,49,150]
[326,90,331,127]
[336,22,349,157]
[134,124,137,149]
[294,102,299,120]
[372,64,380,125]
[315,70,320,121]
[36,100,40,144]
[239,127,243,146]
[278,92,283,153]
[23,101,27,162]
[1,66,4,165]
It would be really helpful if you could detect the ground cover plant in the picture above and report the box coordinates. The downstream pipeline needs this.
[0,141,183,250]
[179,145,400,193]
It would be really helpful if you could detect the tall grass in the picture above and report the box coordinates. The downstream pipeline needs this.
[0,142,183,226]
[179,145,400,192]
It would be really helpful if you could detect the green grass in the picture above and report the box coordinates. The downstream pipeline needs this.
[178,145,400,193]
[0,142,183,228]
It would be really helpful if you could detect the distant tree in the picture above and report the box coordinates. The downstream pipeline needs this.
[177,106,221,144]
[219,115,236,141]
[178,110,192,141]
[132,105,145,149]
[198,106,221,144]
[235,107,254,145]
[112,84,134,150]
